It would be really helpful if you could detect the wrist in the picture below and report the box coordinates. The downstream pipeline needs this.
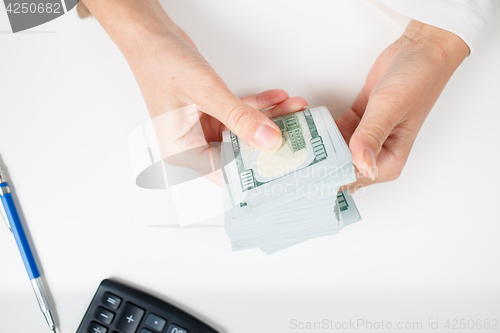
[403,20,469,68]
[82,0,177,56]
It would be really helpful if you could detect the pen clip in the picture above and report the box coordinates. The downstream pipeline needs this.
[0,200,12,233]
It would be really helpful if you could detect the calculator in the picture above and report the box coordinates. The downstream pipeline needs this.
[76,279,219,333]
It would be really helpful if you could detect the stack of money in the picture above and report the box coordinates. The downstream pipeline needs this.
[221,106,361,254]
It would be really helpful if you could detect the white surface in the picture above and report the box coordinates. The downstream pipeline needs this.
[1,1,500,332]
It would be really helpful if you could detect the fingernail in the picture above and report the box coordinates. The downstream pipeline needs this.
[363,148,377,181]
[254,124,283,152]
[301,105,309,110]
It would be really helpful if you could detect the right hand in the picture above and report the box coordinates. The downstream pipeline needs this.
[82,0,307,152]
[153,90,308,182]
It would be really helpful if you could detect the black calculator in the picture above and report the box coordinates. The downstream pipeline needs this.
[76,279,219,333]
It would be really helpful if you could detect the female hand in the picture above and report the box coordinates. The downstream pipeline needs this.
[152,89,308,180]
[336,20,469,191]
[82,0,307,152]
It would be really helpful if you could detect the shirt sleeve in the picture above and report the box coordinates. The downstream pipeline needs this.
[376,0,500,53]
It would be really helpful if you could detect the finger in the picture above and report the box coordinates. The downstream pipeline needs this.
[216,96,309,136]
[195,76,284,152]
[335,89,370,144]
[240,89,290,110]
[335,108,361,144]
[262,97,308,118]
[349,84,407,181]
[339,172,375,193]
[217,90,296,134]
[351,87,370,118]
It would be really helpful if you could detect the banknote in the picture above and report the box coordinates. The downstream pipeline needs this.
[221,106,362,254]
[229,109,327,190]
[223,109,338,202]
[228,190,361,253]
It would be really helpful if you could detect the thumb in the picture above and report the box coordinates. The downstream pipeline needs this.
[349,90,405,181]
[197,82,283,152]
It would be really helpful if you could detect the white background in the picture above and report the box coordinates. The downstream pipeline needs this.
[1,1,500,332]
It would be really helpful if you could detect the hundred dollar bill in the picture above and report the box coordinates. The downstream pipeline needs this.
[335,190,361,226]
[221,106,363,254]
[234,191,361,253]
[226,109,328,190]
[222,108,338,205]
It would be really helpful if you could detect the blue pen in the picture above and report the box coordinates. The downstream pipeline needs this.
[0,164,57,333]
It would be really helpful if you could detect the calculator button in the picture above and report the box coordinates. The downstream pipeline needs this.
[102,292,122,310]
[166,324,188,333]
[116,303,145,333]
[145,314,167,331]
[95,307,114,325]
[140,329,155,333]
[88,321,108,333]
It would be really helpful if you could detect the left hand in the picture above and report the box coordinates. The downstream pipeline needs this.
[336,20,469,192]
